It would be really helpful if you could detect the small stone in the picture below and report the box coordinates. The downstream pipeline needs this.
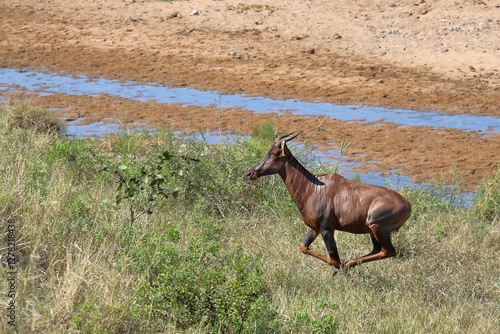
[333,33,342,39]
[440,48,449,53]
[167,11,181,19]
[291,34,309,40]
[228,51,237,57]
[190,10,200,16]
[379,51,387,56]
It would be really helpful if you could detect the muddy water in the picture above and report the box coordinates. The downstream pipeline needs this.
[1,68,499,133]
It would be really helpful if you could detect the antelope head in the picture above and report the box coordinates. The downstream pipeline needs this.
[246,131,300,180]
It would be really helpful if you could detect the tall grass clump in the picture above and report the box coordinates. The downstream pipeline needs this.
[2,100,62,135]
[474,164,500,222]
[0,106,498,333]
[251,120,275,141]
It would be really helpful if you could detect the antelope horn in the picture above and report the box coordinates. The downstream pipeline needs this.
[276,131,300,143]
[277,131,300,156]
[276,131,294,142]
[283,132,300,143]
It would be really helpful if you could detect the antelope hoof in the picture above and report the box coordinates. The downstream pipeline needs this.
[327,258,341,269]
[343,260,359,271]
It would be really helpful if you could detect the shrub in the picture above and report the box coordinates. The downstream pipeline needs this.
[137,243,276,332]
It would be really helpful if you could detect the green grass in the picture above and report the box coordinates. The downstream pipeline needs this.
[0,102,498,333]
[251,120,276,142]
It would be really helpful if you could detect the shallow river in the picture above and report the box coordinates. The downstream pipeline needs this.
[1,68,499,133]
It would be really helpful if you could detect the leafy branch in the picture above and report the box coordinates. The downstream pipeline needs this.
[105,149,198,227]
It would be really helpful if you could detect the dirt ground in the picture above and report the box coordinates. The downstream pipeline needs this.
[0,0,499,188]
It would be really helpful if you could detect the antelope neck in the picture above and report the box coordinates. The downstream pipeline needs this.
[279,155,324,211]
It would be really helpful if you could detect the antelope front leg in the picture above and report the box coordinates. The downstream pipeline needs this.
[300,228,341,269]
[320,229,341,269]
[300,228,318,253]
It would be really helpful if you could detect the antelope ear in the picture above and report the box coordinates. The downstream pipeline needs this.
[280,140,286,157]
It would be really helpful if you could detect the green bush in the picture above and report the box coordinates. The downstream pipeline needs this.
[47,138,108,178]
[137,243,276,332]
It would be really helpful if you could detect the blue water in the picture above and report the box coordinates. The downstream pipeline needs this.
[1,68,499,133]
[63,118,151,139]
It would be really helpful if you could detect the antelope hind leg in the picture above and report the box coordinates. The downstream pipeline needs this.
[344,226,396,270]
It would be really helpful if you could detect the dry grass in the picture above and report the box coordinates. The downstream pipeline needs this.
[2,100,62,136]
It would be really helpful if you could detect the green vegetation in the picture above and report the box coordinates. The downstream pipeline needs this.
[0,102,498,333]
[251,120,275,142]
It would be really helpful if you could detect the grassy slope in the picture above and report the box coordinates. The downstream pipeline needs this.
[0,102,498,333]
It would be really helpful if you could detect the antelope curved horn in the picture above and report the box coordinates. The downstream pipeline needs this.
[276,131,300,143]
[283,132,300,143]
[275,131,294,142]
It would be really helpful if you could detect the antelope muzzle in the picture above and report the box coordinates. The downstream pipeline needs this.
[246,169,259,180]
